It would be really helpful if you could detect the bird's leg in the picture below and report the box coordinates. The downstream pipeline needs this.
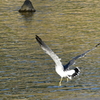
[66,76,72,82]
[66,78,69,82]
[59,77,63,86]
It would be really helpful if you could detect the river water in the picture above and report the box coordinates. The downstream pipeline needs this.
[0,0,100,100]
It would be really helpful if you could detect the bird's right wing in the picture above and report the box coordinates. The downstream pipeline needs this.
[36,35,63,70]
[64,43,100,70]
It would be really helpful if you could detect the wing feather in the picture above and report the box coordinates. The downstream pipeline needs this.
[64,43,100,70]
[36,35,63,70]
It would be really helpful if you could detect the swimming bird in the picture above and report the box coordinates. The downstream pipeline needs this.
[36,35,100,86]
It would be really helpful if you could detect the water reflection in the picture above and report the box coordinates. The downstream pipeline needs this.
[19,12,34,18]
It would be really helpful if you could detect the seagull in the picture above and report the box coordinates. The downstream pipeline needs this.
[36,35,100,86]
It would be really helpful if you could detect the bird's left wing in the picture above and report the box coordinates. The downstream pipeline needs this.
[64,43,100,71]
[36,35,63,70]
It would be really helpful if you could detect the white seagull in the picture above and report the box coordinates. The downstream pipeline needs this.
[36,35,100,86]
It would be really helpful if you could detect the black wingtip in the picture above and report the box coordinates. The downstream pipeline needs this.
[35,35,39,40]
[72,67,80,77]
[35,35,43,45]
[35,35,39,39]
[95,43,100,47]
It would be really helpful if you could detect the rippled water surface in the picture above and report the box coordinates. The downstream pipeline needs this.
[0,0,100,100]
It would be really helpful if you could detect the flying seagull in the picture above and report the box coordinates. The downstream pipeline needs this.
[36,35,100,86]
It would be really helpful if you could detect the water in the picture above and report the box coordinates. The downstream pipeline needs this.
[0,0,100,99]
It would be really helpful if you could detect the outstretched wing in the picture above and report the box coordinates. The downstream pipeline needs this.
[64,43,100,71]
[36,35,63,70]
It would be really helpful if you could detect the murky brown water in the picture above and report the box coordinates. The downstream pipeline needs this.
[0,0,100,100]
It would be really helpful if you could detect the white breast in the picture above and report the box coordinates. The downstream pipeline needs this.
[55,67,75,79]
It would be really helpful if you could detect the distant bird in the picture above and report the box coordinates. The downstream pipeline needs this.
[19,0,36,12]
[36,35,100,86]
